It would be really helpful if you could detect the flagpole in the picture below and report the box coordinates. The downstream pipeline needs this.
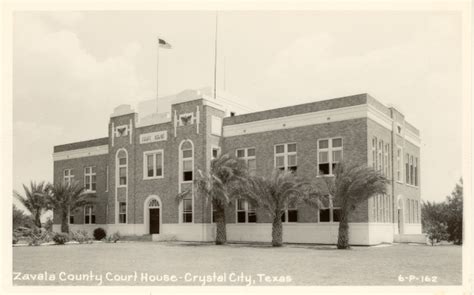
[156,38,160,113]
[213,12,218,100]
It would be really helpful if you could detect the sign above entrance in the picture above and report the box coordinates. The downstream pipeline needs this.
[139,131,168,144]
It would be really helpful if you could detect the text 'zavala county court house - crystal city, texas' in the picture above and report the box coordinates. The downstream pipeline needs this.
[52,88,423,245]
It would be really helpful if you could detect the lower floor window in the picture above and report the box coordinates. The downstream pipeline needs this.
[84,205,96,224]
[183,198,193,223]
[119,202,127,223]
[319,207,341,222]
[281,208,298,222]
[211,204,217,223]
[237,200,256,223]
[69,214,74,224]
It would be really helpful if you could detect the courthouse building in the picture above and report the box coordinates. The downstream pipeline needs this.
[52,89,422,245]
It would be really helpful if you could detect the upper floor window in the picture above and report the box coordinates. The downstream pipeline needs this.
[84,205,96,224]
[105,165,109,192]
[409,155,414,185]
[414,157,418,186]
[84,166,97,192]
[181,147,193,182]
[236,199,256,223]
[378,140,383,172]
[318,138,342,176]
[237,147,256,175]
[319,196,340,222]
[384,144,390,177]
[117,150,127,186]
[69,209,74,224]
[275,143,297,172]
[396,147,403,182]
[372,137,377,168]
[144,150,164,179]
[63,169,74,185]
[405,153,410,184]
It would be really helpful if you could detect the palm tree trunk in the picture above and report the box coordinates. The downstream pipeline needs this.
[61,212,69,233]
[215,206,227,245]
[272,216,283,247]
[337,209,350,249]
[34,210,42,229]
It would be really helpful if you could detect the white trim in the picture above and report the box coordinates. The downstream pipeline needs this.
[223,104,384,136]
[396,145,403,183]
[139,131,168,144]
[111,122,114,147]
[143,149,164,180]
[211,115,223,136]
[129,119,133,144]
[105,165,109,192]
[144,195,162,235]
[53,145,108,161]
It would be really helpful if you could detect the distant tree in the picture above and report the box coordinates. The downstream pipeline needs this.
[13,181,50,228]
[421,200,448,245]
[232,169,320,247]
[445,179,463,245]
[319,162,389,249]
[45,181,95,233]
[12,204,33,230]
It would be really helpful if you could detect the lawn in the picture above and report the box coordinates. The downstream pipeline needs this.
[12,242,462,286]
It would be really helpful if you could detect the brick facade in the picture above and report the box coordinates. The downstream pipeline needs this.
[52,91,422,244]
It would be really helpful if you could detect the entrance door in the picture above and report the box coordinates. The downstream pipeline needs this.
[149,208,160,234]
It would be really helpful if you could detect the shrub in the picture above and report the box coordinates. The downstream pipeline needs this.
[105,232,121,243]
[70,230,92,244]
[93,228,107,241]
[53,233,69,245]
[426,222,449,246]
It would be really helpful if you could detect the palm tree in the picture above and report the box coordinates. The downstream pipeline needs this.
[45,181,95,233]
[178,153,248,245]
[13,181,50,228]
[234,169,319,247]
[323,161,389,249]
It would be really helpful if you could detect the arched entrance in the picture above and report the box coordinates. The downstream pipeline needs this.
[144,195,162,235]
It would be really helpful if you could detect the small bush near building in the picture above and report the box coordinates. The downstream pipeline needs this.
[105,232,121,243]
[53,233,69,245]
[70,230,92,244]
[93,228,107,241]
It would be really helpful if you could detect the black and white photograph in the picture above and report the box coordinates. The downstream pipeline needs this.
[1,0,472,294]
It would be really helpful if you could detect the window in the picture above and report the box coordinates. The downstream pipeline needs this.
[281,201,298,223]
[319,196,340,222]
[84,205,96,224]
[318,138,343,176]
[212,147,221,160]
[143,150,163,179]
[182,198,193,223]
[396,147,402,182]
[182,148,193,182]
[117,150,127,186]
[384,144,390,177]
[211,204,217,223]
[410,156,414,185]
[373,194,391,223]
[63,169,74,185]
[84,166,97,191]
[372,137,377,168]
[274,143,297,172]
[179,113,194,126]
[237,147,256,175]
[414,158,418,186]
[405,153,410,184]
[69,210,74,224]
[378,140,383,172]
[105,165,109,192]
[236,200,256,223]
[119,202,126,223]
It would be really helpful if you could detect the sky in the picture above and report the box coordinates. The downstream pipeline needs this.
[12,10,463,208]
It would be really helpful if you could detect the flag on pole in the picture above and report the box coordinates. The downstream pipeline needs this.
[158,38,172,49]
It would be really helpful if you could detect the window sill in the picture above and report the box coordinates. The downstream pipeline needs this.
[316,174,335,178]
[143,176,164,180]
[117,185,127,188]
[85,190,96,193]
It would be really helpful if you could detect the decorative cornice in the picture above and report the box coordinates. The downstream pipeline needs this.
[53,145,109,161]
